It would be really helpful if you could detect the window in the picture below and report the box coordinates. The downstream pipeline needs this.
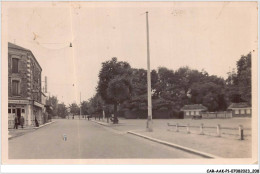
[12,80,20,95]
[8,109,11,113]
[235,110,239,114]
[12,109,16,113]
[22,109,25,113]
[240,109,245,114]
[12,58,19,73]
[186,111,190,116]
[191,111,195,115]
[246,109,251,114]
[195,111,199,115]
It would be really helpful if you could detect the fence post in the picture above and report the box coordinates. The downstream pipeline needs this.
[176,123,179,132]
[238,125,244,140]
[216,124,221,137]
[187,123,190,134]
[200,123,204,135]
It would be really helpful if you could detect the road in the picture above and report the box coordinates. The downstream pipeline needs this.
[9,119,201,159]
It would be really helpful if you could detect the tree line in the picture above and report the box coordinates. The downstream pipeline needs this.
[47,52,251,120]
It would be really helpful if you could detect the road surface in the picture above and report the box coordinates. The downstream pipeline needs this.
[9,119,202,159]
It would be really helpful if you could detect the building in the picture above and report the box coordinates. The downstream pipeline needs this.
[181,104,208,118]
[227,102,251,117]
[8,42,45,128]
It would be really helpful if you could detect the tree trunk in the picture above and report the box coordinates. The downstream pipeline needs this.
[113,103,118,124]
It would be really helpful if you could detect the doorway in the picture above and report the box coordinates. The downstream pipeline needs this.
[17,108,21,125]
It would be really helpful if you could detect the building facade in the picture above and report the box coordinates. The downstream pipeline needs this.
[181,104,208,118]
[227,103,251,117]
[8,42,44,128]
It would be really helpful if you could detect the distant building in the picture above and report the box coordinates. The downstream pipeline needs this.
[8,42,44,128]
[227,102,251,117]
[181,104,208,118]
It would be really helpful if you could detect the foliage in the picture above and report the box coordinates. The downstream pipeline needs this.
[97,57,132,105]
[87,94,104,114]
[57,103,68,118]
[46,96,58,116]
[81,101,89,115]
[225,52,251,105]
[69,102,80,115]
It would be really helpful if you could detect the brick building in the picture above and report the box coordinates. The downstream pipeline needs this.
[8,42,45,128]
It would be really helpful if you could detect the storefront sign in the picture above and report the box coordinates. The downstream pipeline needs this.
[9,100,29,105]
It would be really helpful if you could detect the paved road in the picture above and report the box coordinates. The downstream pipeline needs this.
[9,119,201,159]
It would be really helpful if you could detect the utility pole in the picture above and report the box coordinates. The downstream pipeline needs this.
[146,11,153,132]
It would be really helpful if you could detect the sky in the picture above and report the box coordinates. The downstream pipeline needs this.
[6,2,258,105]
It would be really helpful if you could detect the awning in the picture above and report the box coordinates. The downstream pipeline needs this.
[34,101,44,108]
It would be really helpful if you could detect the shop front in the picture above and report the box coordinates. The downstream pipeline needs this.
[8,100,32,129]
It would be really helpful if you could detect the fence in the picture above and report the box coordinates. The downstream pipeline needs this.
[201,111,232,119]
[167,123,251,140]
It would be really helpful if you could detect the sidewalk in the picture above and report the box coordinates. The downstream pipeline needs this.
[8,121,56,140]
[91,118,252,158]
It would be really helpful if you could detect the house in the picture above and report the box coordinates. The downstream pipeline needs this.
[181,104,208,118]
[227,102,251,117]
[8,42,44,128]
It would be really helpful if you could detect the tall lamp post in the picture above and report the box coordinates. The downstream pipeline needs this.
[146,11,153,132]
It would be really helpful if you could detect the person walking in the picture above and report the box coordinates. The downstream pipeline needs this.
[35,117,39,127]
[20,115,25,129]
[14,115,19,129]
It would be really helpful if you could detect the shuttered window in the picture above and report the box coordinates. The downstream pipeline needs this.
[12,80,19,95]
[12,58,19,73]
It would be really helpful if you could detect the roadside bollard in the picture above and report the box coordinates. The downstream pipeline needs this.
[176,123,179,132]
[216,124,221,137]
[187,124,190,134]
[239,125,244,140]
[200,123,204,135]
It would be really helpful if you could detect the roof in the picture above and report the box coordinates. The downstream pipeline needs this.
[8,42,42,71]
[181,104,207,111]
[228,102,251,109]
[8,42,30,51]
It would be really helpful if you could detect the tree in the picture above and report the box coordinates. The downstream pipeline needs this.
[57,103,68,118]
[69,102,80,115]
[107,75,133,118]
[97,57,133,123]
[46,96,58,117]
[237,53,251,104]
[81,101,89,115]
[87,94,104,115]
[190,82,226,111]
[225,52,251,105]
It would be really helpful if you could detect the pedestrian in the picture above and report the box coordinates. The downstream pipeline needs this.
[87,115,90,121]
[72,115,74,119]
[14,115,19,129]
[20,115,24,129]
[35,117,39,127]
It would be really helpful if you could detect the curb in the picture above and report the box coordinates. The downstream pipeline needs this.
[91,120,110,126]
[34,121,56,129]
[127,131,222,159]
[8,121,56,140]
